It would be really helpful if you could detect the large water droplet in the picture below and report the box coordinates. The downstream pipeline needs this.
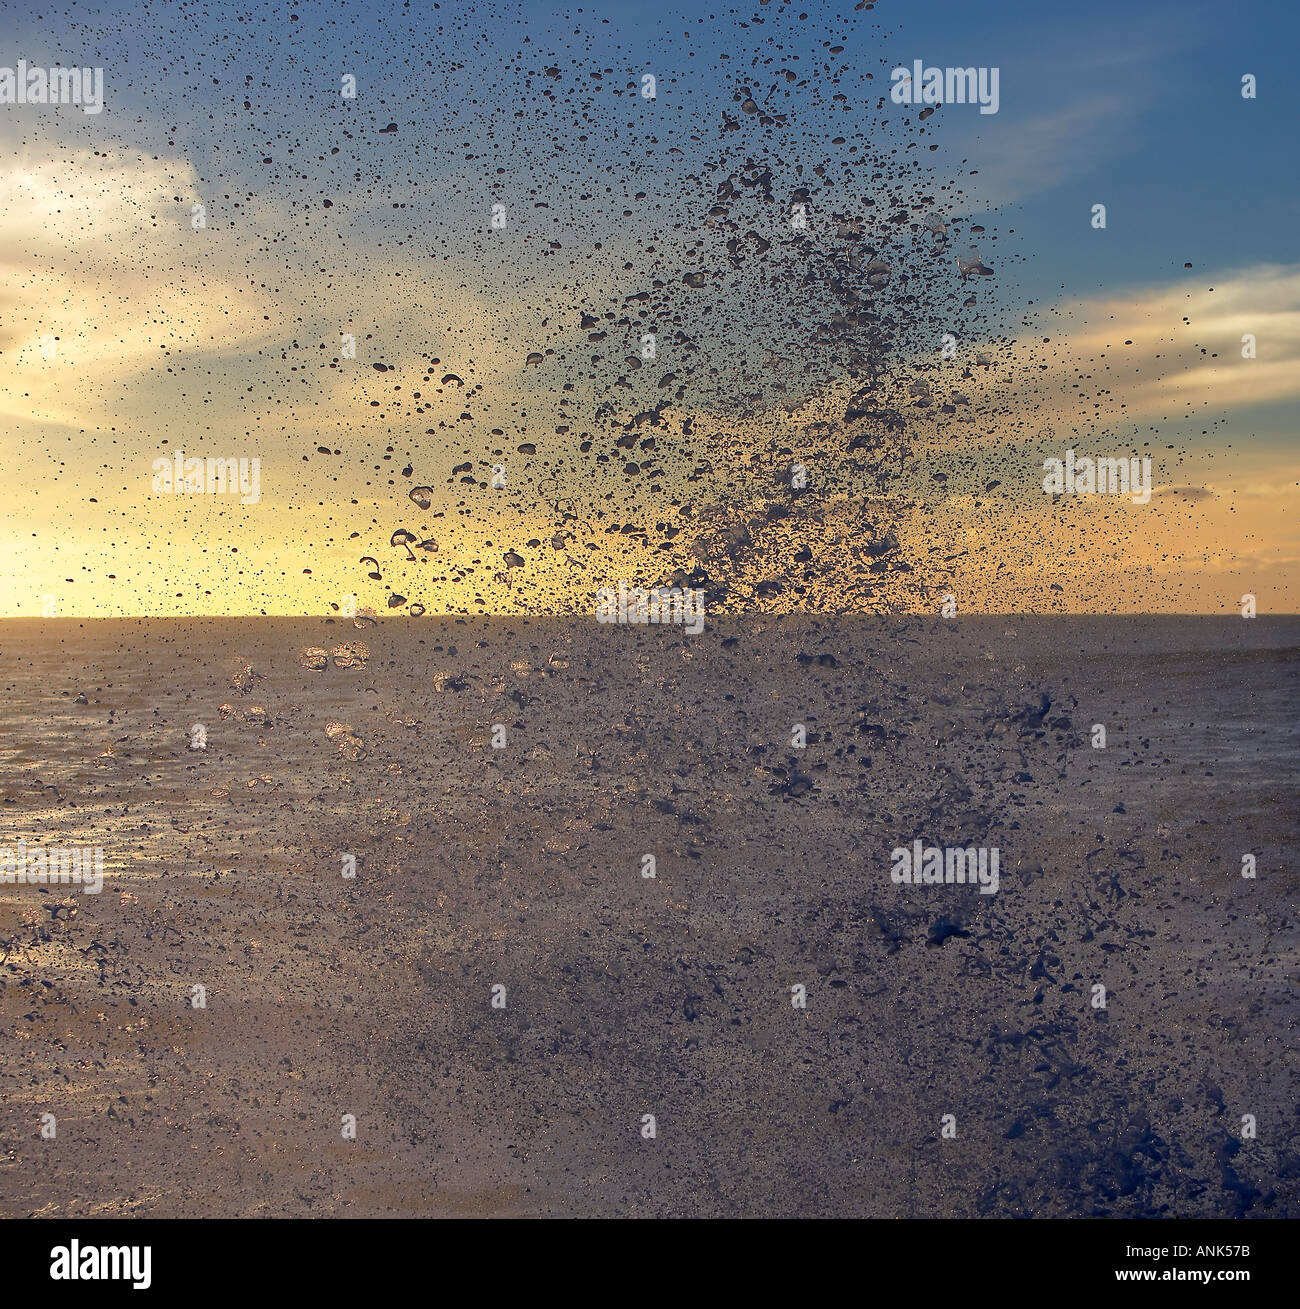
[331,642,370,669]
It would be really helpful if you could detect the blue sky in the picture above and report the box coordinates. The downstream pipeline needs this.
[12,0,1295,293]
[1,0,1296,613]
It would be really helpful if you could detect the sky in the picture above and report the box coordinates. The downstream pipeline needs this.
[0,0,1296,616]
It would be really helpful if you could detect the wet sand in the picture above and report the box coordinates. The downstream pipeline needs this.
[1,616,1296,1216]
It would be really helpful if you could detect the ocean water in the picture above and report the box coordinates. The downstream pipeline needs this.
[1,616,1297,1216]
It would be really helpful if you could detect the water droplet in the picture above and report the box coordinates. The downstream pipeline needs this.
[325,720,366,760]
[228,661,259,694]
[331,642,370,670]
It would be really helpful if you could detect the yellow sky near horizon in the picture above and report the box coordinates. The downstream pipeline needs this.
[2,147,1297,617]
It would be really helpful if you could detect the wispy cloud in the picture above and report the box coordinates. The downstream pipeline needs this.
[951,91,1143,210]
